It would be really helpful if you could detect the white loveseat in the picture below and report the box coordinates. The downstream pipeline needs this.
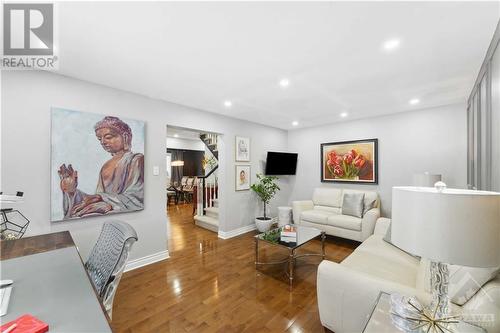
[317,218,500,333]
[292,188,380,242]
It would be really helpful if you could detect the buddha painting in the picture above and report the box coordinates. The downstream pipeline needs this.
[51,109,145,221]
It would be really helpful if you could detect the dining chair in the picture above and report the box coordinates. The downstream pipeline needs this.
[85,220,138,319]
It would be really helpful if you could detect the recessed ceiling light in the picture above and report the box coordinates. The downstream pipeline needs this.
[224,100,232,108]
[279,79,290,88]
[383,39,400,51]
[174,134,179,138]
[292,121,299,126]
[409,98,420,105]
[340,112,348,118]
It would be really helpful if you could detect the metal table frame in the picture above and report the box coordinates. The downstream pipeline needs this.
[254,230,326,290]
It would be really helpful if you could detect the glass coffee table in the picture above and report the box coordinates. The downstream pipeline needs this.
[254,225,326,290]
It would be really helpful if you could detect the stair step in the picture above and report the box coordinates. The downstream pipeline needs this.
[205,207,219,218]
[194,215,218,233]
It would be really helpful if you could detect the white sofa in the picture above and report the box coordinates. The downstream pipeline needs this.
[292,188,380,242]
[317,218,500,333]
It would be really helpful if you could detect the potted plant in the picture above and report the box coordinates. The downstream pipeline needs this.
[250,174,280,232]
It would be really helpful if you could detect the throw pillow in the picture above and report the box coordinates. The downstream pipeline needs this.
[363,198,377,216]
[341,193,365,218]
[416,259,500,305]
[448,265,499,305]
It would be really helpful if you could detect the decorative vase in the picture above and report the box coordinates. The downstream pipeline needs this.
[255,217,273,232]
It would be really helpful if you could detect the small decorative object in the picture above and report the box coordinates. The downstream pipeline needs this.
[235,165,251,191]
[202,154,217,171]
[0,192,29,240]
[1,209,29,240]
[390,293,460,332]
[51,108,145,222]
[250,174,280,232]
[280,225,297,243]
[235,136,250,162]
[320,139,378,184]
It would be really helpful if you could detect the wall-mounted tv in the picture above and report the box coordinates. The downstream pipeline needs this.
[265,152,298,175]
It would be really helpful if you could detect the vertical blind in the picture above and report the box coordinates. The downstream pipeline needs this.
[467,22,500,191]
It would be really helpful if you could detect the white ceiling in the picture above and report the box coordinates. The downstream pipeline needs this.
[57,2,499,130]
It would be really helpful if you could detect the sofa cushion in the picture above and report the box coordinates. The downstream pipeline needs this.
[341,192,365,218]
[327,214,362,231]
[342,189,379,212]
[357,235,420,268]
[341,236,419,287]
[314,205,341,214]
[301,210,331,225]
[313,188,342,208]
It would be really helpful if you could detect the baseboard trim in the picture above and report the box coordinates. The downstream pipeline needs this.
[218,224,256,239]
[124,250,170,272]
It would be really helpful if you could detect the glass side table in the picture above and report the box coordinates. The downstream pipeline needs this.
[363,292,486,333]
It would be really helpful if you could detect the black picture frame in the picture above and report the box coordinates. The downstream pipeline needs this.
[320,138,378,184]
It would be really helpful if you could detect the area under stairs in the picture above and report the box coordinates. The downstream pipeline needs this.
[194,198,219,232]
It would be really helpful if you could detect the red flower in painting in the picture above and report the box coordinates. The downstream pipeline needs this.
[326,148,369,180]
[353,154,366,168]
[343,153,354,165]
[333,165,344,177]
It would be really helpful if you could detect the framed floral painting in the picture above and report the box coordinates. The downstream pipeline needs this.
[320,139,378,184]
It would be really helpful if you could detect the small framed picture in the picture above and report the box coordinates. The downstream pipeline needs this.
[235,165,251,191]
[235,136,250,162]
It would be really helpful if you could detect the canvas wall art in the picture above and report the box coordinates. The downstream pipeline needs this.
[51,108,145,222]
[235,165,251,191]
[235,136,250,162]
[321,139,378,184]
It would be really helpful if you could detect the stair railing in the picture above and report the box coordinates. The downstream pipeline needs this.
[195,165,218,216]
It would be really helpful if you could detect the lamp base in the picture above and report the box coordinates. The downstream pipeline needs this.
[430,261,450,319]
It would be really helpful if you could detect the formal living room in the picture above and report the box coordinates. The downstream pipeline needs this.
[1,1,500,333]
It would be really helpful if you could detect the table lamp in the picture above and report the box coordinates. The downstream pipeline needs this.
[391,183,500,330]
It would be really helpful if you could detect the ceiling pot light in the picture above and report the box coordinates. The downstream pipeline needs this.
[409,98,420,105]
[383,39,400,51]
[340,112,348,118]
[224,100,232,108]
[292,121,299,126]
[174,134,179,138]
[279,79,290,88]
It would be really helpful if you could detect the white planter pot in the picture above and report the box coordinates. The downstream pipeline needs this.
[255,217,273,232]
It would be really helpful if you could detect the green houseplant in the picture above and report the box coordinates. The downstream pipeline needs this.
[250,174,280,232]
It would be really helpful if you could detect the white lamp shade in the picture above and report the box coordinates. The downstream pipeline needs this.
[391,186,500,268]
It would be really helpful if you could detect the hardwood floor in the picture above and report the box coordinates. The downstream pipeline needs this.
[111,204,358,332]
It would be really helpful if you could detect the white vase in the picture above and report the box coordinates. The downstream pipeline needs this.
[255,217,273,232]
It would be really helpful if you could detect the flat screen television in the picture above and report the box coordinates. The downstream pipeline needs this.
[265,152,298,175]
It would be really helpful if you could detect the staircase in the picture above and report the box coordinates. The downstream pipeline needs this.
[194,132,219,233]
[200,133,218,160]
[194,198,218,232]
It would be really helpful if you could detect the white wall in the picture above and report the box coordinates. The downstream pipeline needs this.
[166,137,205,151]
[1,71,289,262]
[287,103,468,216]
